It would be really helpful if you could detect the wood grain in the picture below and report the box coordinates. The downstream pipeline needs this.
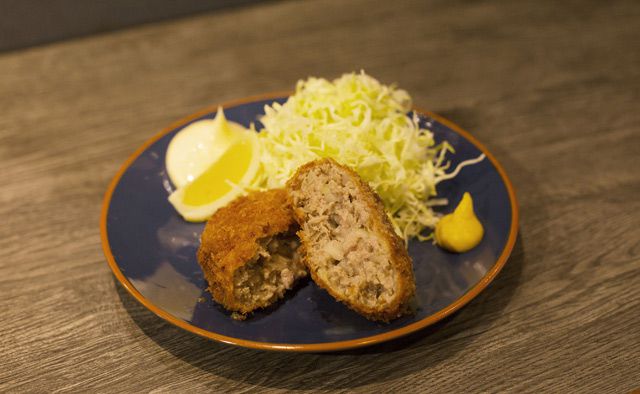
[1,0,639,392]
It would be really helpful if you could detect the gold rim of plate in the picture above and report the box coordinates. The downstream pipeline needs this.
[100,92,520,353]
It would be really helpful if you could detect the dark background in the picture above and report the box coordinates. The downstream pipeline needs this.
[0,0,263,52]
[1,0,638,391]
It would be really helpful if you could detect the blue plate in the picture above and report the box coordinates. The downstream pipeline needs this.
[101,94,518,352]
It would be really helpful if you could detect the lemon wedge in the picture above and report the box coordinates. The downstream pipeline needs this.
[168,131,259,222]
[166,107,247,189]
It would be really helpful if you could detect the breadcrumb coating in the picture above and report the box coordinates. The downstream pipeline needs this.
[287,159,416,322]
[197,189,306,315]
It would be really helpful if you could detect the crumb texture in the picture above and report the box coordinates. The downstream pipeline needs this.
[233,236,305,307]
[197,189,307,314]
[287,159,415,322]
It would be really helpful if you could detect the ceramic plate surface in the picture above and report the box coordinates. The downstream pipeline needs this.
[101,94,518,352]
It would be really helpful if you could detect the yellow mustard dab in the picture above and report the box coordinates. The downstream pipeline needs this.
[435,192,484,253]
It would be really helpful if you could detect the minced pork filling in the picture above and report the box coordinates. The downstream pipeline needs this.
[233,235,306,307]
[290,164,397,308]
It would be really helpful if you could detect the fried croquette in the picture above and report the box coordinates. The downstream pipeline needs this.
[196,189,307,316]
[286,158,416,322]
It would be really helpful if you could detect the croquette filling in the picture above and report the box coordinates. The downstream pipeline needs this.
[290,163,398,308]
[233,235,305,307]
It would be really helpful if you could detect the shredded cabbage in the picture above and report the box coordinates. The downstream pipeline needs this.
[251,71,479,242]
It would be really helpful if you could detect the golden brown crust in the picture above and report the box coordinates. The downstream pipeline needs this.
[196,188,296,313]
[286,158,416,322]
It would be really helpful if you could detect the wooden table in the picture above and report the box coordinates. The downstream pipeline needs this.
[2,0,639,391]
